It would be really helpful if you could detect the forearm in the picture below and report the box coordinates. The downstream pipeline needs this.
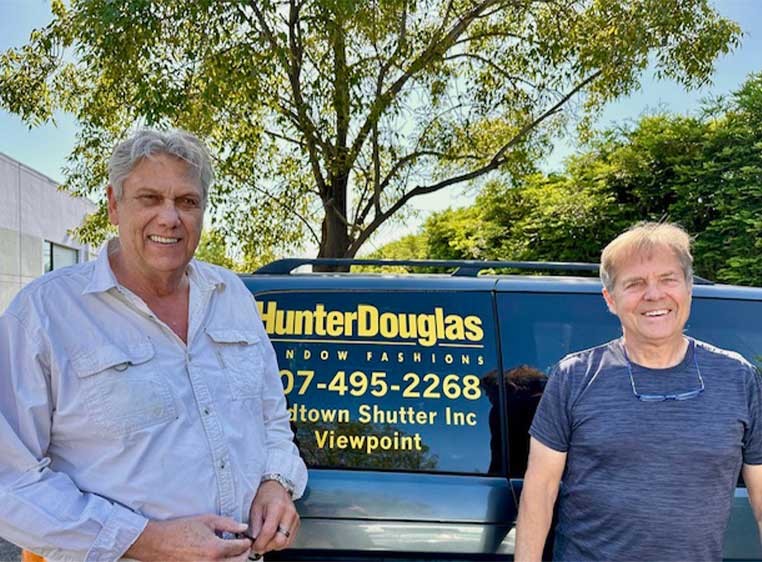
[124,515,252,562]
[514,480,559,562]
[0,462,147,561]
[751,494,762,544]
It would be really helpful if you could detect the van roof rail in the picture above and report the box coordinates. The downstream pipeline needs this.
[254,258,715,284]
[255,258,600,277]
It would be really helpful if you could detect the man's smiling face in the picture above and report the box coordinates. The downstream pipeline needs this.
[107,153,204,283]
[602,246,692,351]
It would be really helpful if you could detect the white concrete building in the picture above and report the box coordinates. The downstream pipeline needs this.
[0,152,99,311]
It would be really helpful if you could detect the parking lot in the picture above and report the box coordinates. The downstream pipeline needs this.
[0,540,20,562]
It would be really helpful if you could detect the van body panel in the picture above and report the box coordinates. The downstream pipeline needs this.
[284,471,515,555]
[295,470,514,523]
[241,268,762,560]
[725,489,762,560]
[282,520,513,558]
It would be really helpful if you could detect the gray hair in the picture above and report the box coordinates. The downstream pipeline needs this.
[108,128,214,205]
[600,221,694,292]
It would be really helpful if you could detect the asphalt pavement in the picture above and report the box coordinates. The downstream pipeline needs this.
[0,539,20,562]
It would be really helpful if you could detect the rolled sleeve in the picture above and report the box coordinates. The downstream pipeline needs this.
[0,311,148,561]
[86,506,147,562]
[254,303,308,499]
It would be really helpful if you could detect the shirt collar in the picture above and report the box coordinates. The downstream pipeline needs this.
[82,238,227,295]
[186,259,227,292]
[82,239,121,295]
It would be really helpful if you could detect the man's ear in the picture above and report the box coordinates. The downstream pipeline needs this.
[106,185,119,226]
[602,287,617,315]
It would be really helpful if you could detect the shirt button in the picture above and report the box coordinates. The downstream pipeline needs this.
[203,407,210,415]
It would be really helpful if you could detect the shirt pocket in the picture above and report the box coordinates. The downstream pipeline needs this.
[206,328,265,400]
[71,339,178,438]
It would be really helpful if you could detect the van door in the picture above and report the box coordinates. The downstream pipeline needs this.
[254,288,516,559]
[688,294,762,561]
[495,288,619,478]
[496,284,762,561]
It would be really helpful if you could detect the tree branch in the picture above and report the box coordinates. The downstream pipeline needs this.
[453,30,534,47]
[263,128,306,147]
[355,99,470,227]
[376,0,409,88]
[347,69,603,254]
[245,1,329,196]
[443,52,540,90]
[355,148,480,228]
[346,0,505,172]
[223,167,321,247]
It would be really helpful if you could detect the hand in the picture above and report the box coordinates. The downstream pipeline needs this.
[124,514,253,562]
[249,480,300,555]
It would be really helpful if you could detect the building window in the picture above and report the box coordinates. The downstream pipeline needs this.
[43,241,79,273]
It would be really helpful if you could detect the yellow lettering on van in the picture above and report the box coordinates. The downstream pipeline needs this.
[464,316,484,341]
[358,305,378,337]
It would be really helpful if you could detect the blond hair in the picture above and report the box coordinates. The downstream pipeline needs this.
[600,222,693,292]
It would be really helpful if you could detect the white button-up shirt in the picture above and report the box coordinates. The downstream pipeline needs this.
[0,241,307,561]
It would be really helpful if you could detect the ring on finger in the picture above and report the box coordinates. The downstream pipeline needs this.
[276,524,291,538]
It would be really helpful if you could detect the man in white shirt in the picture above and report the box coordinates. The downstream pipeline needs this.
[0,129,307,561]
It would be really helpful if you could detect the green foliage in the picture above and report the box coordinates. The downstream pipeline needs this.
[386,74,762,286]
[193,228,280,273]
[0,0,740,259]
[194,229,238,270]
[72,204,115,245]
[370,234,429,261]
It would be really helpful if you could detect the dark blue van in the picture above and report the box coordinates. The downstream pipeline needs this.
[243,259,762,561]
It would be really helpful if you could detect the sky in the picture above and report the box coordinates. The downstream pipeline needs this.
[1,0,761,250]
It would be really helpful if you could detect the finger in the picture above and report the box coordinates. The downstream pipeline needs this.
[208,515,249,535]
[258,533,288,553]
[253,504,284,552]
[258,517,296,552]
[275,507,299,549]
[285,516,300,548]
[224,551,252,562]
[249,503,264,539]
[215,536,253,558]
[275,512,298,550]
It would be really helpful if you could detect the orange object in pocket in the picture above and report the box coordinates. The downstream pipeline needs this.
[21,550,45,562]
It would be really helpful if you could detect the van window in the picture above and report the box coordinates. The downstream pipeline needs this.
[498,292,762,478]
[688,298,762,370]
[498,292,619,477]
[256,291,502,474]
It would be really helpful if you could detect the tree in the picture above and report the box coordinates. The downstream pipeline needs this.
[390,73,762,286]
[395,172,619,264]
[194,229,238,270]
[194,227,287,272]
[1,0,739,261]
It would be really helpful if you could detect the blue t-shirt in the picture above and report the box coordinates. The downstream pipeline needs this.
[530,338,762,561]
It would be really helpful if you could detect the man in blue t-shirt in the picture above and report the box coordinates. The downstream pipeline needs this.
[514,222,762,561]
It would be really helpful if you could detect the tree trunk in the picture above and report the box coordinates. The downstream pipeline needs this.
[316,174,352,270]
